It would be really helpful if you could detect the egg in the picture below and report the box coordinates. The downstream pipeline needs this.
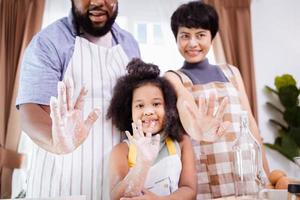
[268,169,286,185]
[265,183,275,189]
[275,176,289,189]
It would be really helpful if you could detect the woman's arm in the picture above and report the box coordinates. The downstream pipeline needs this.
[231,66,270,176]
[164,72,199,139]
[164,72,229,142]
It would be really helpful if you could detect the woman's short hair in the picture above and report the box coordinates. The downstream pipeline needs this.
[171,1,219,40]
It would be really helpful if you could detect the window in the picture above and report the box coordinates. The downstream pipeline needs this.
[153,24,163,44]
[136,23,147,43]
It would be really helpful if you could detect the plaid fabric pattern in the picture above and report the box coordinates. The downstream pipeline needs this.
[177,64,257,199]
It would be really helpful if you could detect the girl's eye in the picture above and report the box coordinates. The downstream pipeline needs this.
[136,104,144,109]
[153,102,161,107]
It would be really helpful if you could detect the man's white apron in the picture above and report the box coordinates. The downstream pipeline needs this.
[14,36,129,200]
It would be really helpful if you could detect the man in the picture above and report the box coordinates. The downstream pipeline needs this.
[14,0,140,199]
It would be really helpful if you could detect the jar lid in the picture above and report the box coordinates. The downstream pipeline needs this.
[288,184,300,193]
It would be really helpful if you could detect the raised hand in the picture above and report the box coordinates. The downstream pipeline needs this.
[50,77,100,154]
[125,120,160,166]
[120,189,158,200]
[185,93,231,142]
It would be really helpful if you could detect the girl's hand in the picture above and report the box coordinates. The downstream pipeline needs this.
[50,77,100,154]
[125,120,160,166]
[121,189,159,200]
[185,93,231,142]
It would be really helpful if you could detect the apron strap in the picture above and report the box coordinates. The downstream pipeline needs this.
[128,137,177,168]
[165,70,184,84]
[165,137,176,155]
[128,143,137,168]
[219,64,239,90]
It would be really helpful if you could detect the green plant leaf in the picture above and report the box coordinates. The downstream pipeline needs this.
[289,127,300,147]
[275,74,297,90]
[265,73,300,162]
[269,119,288,131]
[264,143,280,151]
[266,102,283,114]
[265,134,299,161]
[281,134,300,159]
[283,106,300,127]
[264,142,294,161]
[274,135,284,145]
[278,85,299,108]
[265,86,278,94]
[278,129,289,137]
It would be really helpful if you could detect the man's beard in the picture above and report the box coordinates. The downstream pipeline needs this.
[72,2,118,37]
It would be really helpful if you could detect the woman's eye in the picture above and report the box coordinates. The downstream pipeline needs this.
[180,34,189,39]
[197,34,206,39]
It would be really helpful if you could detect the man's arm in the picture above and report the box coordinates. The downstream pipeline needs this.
[19,104,55,152]
[19,80,100,154]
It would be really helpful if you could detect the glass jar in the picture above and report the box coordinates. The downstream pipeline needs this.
[288,184,300,200]
[233,111,259,199]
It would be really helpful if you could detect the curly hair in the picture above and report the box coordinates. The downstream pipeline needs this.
[171,1,219,40]
[107,58,184,142]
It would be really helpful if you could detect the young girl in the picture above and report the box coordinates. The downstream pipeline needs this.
[164,1,270,199]
[107,58,197,200]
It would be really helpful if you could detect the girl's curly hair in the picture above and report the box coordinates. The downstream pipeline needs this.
[106,58,184,142]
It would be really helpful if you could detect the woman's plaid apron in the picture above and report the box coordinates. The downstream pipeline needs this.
[176,64,262,199]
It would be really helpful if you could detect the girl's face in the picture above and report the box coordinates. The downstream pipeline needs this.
[176,27,212,63]
[132,84,165,134]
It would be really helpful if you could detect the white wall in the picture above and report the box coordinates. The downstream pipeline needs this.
[118,0,185,72]
[251,0,300,178]
[42,0,71,28]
